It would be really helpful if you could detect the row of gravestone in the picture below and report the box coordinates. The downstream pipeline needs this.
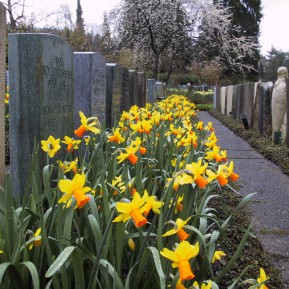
[214,80,289,147]
[2,31,167,195]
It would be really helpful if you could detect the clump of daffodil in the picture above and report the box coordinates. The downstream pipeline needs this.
[58,173,91,209]
[160,241,199,281]
[113,191,147,228]
[28,228,42,250]
[212,250,226,263]
[61,136,81,152]
[41,135,61,158]
[141,190,163,216]
[163,217,191,241]
[74,111,101,138]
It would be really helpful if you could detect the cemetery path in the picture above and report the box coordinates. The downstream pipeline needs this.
[198,111,289,288]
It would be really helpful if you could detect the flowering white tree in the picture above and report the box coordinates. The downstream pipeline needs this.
[112,0,259,80]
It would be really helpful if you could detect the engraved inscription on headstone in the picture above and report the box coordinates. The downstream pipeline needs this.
[0,3,6,186]
[9,33,74,196]
[74,52,106,127]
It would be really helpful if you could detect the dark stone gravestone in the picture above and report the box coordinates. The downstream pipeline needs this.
[0,3,5,187]
[226,85,233,116]
[155,81,166,100]
[231,85,240,120]
[9,33,74,196]
[252,82,261,130]
[74,52,106,127]
[138,72,147,107]
[129,70,138,106]
[106,64,129,127]
[147,79,155,104]
[258,82,273,136]
[215,87,221,113]
[242,83,255,127]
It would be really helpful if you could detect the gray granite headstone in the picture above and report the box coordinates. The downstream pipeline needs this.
[215,87,221,113]
[129,70,138,106]
[138,72,147,107]
[231,85,240,120]
[242,83,255,127]
[252,82,261,130]
[226,85,233,116]
[106,64,129,127]
[258,82,273,136]
[155,81,165,100]
[213,86,217,109]
[147,79,155,104]
[220,87,226,114]
[74,52,106,127]
[0,3,6,187]
[9,33,74,196]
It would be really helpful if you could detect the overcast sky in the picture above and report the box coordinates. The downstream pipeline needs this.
[4,0,289,56]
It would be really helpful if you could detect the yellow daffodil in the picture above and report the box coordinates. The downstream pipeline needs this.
[182,159,209,189]
[205,132,218,148]
[41,135,61,158]
[61,136,81,151]
[74,111,101,137]
[130,119,152,134]
[107,127,125,144]
[249,268,269,289]
[206,166,228,187]
[212,250,226,263]
[141,190,164,216]
[178,132,198,148]
[117,145,139,165]
[113,192,147,228]
[28,228,42,250]
[205,145,223,162]
[58,174,91,209]
[257,268,269,289]
[195,121,203,130]
[163,217,191,241]
[170,194,184,213]
[111,175,125,194]
[223,161,239,182]
[204,122,214,131]
[160,241,199,281]
[193,280,212,289]
[58,158,79,173]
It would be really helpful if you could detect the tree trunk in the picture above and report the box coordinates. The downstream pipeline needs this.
[153,52,160,80]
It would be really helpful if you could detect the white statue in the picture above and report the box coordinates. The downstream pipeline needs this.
[271,66,288,144]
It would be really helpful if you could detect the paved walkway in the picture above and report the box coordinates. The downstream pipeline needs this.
[198,111,289,287]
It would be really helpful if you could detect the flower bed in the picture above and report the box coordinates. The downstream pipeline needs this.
[0,95,273,289]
